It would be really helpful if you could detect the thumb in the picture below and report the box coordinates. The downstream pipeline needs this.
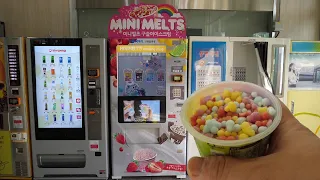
[188,156,264,180]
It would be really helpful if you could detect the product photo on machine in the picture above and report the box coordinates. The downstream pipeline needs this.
[108,3,188,179]
[26,38,109,180]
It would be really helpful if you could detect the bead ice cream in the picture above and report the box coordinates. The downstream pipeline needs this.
[189,89,277,140]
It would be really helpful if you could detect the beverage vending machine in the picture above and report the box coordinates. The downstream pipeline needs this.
[108,4,188,179]
[0,37,32,179]
[27,38,109,179]
[187,36,290,157]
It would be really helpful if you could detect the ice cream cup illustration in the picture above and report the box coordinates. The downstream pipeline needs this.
[133,148,157,171]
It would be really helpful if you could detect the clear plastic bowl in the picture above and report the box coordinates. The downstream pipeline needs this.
[180,81,282,158]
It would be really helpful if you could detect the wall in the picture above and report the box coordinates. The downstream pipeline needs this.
[0,0,70,37]
[279,0,320,40]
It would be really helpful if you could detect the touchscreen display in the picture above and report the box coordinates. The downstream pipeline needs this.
[123,100,160,122]
[34,46,82,128]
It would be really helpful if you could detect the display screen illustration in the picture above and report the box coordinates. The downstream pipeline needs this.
[118,53,166,97]
[34,46,83,128]
[123,100,160,122]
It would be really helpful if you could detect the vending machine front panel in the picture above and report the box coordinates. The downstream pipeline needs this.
[27,38,108,179]
[1,37,32,179]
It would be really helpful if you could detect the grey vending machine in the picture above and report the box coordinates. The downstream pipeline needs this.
[27,38,109,180]
[0,37,32,179]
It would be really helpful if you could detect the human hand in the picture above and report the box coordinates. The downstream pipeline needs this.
[188,101,320,180]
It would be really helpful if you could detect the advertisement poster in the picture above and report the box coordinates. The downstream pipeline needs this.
[0,131,13,175]
[0,40,7,113]
[191,41,226,93]
[108,4,187,177]
[289,53,320,89]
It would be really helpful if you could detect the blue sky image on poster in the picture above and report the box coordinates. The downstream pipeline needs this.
[191,41,226,93]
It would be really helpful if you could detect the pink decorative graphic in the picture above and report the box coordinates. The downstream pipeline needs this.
[108,4,186,39]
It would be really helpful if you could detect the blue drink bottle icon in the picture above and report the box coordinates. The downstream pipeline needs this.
[45,115,48,121]
[62,114,65,121]
[53,114,57,122]
[59,57,63,63]
[69,114,73,122]
[68,57,71,63]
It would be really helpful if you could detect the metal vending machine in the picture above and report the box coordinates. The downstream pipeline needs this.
[27,38,109,180]
[108,4,188,179]
[0,37,32,179]
[187,36,290,158]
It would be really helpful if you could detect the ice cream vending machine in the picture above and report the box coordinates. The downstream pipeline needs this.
[26,38,109,179]
[0,37,32,179]
[187,36,290,157]
[108,4,188,179]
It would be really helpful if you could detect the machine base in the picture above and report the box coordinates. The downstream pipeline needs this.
[111,175,187,179]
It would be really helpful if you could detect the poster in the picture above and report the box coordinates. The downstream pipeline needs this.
[0,131,13,175]
[0,40,8,113]
[191,41,226,93]
[289,53,320,89]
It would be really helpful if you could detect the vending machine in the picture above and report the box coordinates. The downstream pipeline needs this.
[0,37,32,179]
[108,4,188,179]
[26,38,109,179]
[187,36,291,157]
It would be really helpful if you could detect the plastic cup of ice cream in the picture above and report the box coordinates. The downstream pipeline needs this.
[180,81,282,158]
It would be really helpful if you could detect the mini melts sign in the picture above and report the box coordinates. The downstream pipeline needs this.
[109,4,186,39]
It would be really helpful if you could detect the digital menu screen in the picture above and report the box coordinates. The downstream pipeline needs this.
[123,100,161,122]
[34,46,82,128]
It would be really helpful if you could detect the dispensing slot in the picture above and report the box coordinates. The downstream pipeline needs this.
[37,154,86,168]
[125,128,160,144]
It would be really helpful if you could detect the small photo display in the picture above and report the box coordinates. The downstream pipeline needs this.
[123,100,160,122]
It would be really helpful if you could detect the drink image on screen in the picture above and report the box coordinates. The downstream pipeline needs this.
[59,57,63,63]
[45,115,48,123]
[68,67,71,76]
[69,92,72,99]
[69,103,72,111]
[43,68,46,75]
[53,114,57,122]
[52,93,56,100]
[68,57,71,63]
[42,56,46,63]
[61,103,64,110]
[51,67,55,75]
[69,114,73,123]
[61,91,64,99]
[45,103,48,111]
[44,80,47,88]
[62,114,65,121]
[44,92,47,100]
[51,56,54,63]
[53,103,56,111]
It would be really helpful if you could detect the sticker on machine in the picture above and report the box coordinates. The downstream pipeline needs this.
[10,132,28,142]
[89,140,99,151]
[12,116,23,128]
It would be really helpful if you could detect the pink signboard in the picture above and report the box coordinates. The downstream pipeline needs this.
[108,4,186,39]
